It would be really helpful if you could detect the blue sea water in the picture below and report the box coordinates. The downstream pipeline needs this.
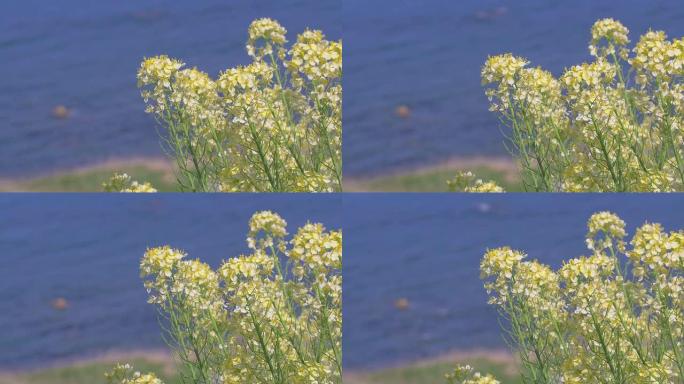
[0,194,341,369]
[344,194,684,369]
[0,0,340,177]
[344,0,684,176]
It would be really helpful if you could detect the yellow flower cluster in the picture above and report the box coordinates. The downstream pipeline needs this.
[106,364,163,384]
[480,212,684,383]
[247,18,287,59]
[482,19,684,192]
[590,18,630,57]
[288,30,342,87]
[111,211,342,384]
[585,211,626,252]
[445,365,500,384]
[136,19,342,192]
[103,173,157,193]
[629,222,684,279]
[632,31,684,82]
[481,54,529,86]
[447,171,505,193]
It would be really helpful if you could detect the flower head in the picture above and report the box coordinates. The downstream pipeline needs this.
[247,18,287,59]
[586,211,626,252]
[590,18,630,57]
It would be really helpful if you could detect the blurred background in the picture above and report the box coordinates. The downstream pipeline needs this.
[0,0,340,190]
[343,0,684,191]
[344,194,684,383]
[0,194,341,381]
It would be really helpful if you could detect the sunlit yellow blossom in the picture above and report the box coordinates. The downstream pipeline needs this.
[561,60,617,99]
[631,30,684,83]
[445,365,500,384]
[246,18,287,59]
[290,223,342,271]
[482,54,528,86]
[586,211,626,252]
[590,18,630,57]
[247,210,288,250]
[217,62,273,98]
[288,29,342,85]
[105,364,164,384]
[103,173,157,193]
[447,171,505,193]
[466,180,504,193]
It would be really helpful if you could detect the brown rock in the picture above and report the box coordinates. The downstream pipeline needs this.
[394,297,410,310]
[51,297,69,310]
[395,105,411,119]
[52,105,70,119]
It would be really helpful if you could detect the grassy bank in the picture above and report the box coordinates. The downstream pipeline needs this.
[0,156,521,192]
[346,350,521,384]
[0,350,519,384]
[0,158,177,192]
[0,352,179,384]
[345,157,523,192]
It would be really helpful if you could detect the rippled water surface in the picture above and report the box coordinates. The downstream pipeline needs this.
[0,194,341,368]
[344,0,684,176]
[0,0,340,177]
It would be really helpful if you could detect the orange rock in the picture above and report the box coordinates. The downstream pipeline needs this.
[395,105,410,118]
[52,105,70,119]
[51,297,69,310]
[394,297,410,310]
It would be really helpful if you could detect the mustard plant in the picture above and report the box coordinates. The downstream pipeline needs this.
[469,212,684,383]
[481,19,684,192]
[106,211,342,384]
[136,19,342,192]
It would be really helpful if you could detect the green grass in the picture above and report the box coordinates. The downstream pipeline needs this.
[1,357,179,384]
[345,356,521,384]
[1,159,523,193]
[2,355,521,384]
[345,165,524,192]
[0,165,178,192]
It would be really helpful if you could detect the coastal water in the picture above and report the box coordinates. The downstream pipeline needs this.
[0,194,341,369]
[344,0,684,176]
[0,0,340,177]
[344,194,684,369]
